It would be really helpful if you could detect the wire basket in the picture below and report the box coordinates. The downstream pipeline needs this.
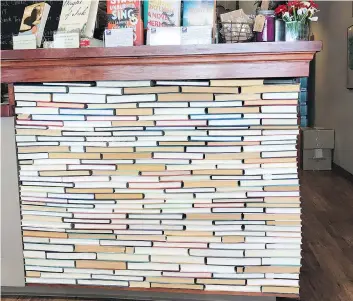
[218,21,254,43]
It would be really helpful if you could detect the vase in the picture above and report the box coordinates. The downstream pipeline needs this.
[285,21,310,41]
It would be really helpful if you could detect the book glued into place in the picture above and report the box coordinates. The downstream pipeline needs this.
[58,0,99,38]
[145,0,181,28]
[107,0,144,46]
[182,0,215,26]
[19,2,51,47]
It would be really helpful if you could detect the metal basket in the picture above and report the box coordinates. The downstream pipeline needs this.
[218,21,254,43]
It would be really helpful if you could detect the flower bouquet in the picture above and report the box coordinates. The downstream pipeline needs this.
[275,0,319,41]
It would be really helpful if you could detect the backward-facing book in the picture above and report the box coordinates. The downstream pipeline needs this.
[58,0,99,38]
[18,2,51,47]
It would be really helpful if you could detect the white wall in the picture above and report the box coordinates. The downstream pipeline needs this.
[311,1,353,174]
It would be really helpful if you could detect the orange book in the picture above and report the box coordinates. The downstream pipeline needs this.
[107,0,144,46]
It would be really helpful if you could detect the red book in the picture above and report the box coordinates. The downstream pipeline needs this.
[107,0,144,46]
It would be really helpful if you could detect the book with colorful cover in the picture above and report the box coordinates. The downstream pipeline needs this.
[19,2,51,47]
[107,0,144,46]
[182,0,215,26]
[145,0,181,28]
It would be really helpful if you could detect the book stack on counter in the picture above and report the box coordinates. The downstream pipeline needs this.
[15,78,301,295]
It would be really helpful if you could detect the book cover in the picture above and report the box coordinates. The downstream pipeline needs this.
[19,2,51,47]
[146,0,181,28]
[107,0,144,46]
[182,0,215,26]
[58,0,99,38]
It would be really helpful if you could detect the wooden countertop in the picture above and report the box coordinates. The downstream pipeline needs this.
[1,41,322,60]
[1,42,322,83]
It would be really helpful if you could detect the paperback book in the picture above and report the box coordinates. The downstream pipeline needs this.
[182,0,215,26]
[19,2,51,47]
[58,0,99,38]
[107,0,144,46]
[145,0,181,28]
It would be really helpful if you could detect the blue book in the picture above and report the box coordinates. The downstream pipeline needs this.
[182,0,215,26]
[299,91,308,104]
[300,105,308,116]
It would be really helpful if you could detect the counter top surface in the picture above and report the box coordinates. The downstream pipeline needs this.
[1,41,322,61]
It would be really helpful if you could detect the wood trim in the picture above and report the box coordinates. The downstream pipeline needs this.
[1,61,310,83]
[1,104,13,117]
[1,42,322,60]
[24,283,299,299]
[1,42,322,83]
[8,83,15,106]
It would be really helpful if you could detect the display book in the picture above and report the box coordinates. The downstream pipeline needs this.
[17,2,51,47]
[107,0,144,46]
[145,0,215,45]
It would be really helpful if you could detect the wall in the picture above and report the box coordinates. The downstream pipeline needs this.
[311,1,353,174]
[1,117,25,287]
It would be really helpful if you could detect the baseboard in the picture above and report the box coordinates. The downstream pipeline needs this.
[332,163,353,183]
[1,286,277,301]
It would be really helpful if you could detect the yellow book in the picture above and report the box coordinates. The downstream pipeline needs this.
[26,271,40,277]
[267,220,302,226]
[245,266,300,273]
[196,278,246,285]
[70,234,117,240]
[16,129,62,136]
[265,186,300,192]
[262,286,299,294]
[85,147,134,153]
[18,146,69,153]
[23,231,68,238]
[118,164,165,171]
[242,84,300,94]
[222,236,245,243]
[244,158,297,164]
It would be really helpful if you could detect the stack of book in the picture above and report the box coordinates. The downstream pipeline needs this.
[15,78,301,296]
